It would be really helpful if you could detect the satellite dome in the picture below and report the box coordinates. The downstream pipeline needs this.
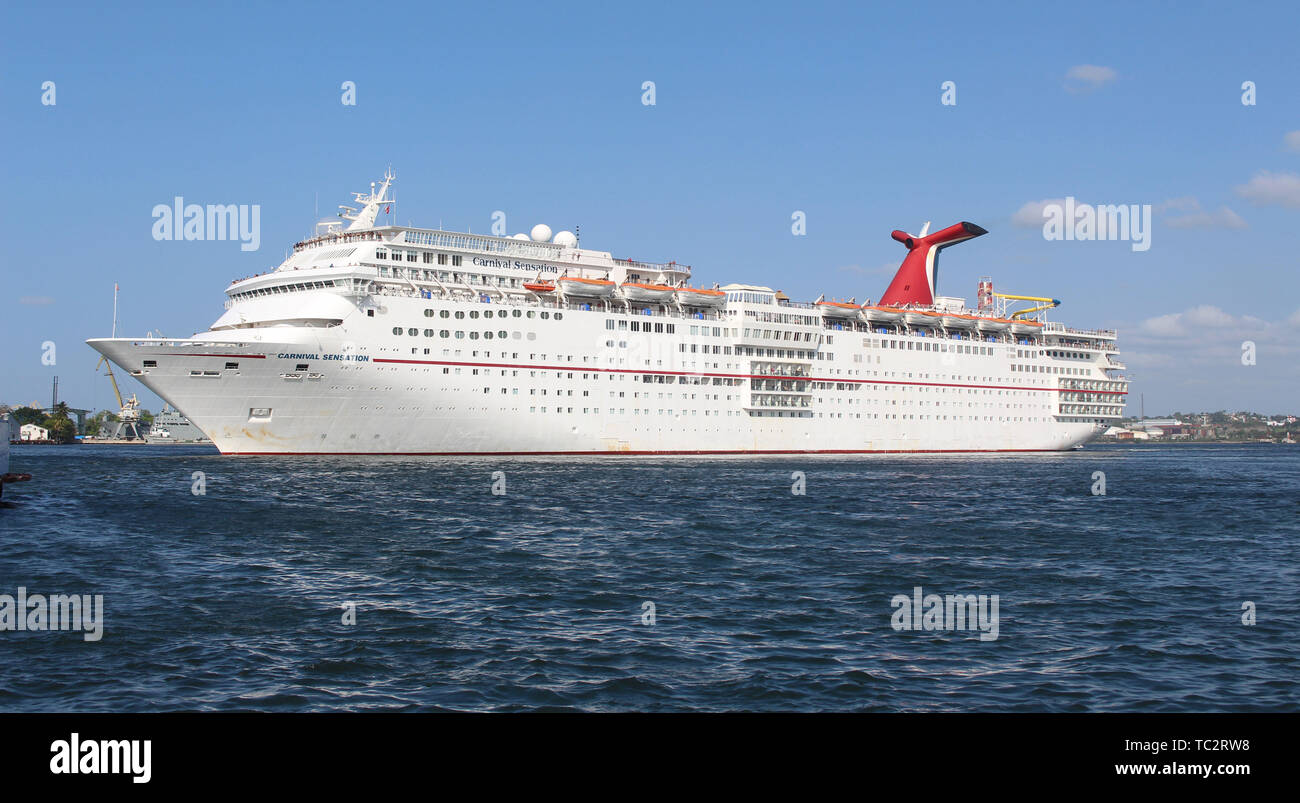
[529,224,553,243]
[511,233,530,240]
[552,230,577,248]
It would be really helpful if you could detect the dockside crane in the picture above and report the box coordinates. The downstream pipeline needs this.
[95,283,145,440]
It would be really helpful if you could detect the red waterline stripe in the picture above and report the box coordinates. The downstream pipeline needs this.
[372,357,1127,395]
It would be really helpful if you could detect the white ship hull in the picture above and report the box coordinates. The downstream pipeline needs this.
[89,297,1107,456]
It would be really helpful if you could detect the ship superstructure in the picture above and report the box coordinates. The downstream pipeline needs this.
[144,404,211,443]
[89,173,1127,454]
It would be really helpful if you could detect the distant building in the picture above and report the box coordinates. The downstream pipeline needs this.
[1140,418,1182,427]
[1132,419,1211,437]
[20,423,49,441]
[1102,427,1147,441]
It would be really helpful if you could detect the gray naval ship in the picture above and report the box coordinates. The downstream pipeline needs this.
[144,404,212,444]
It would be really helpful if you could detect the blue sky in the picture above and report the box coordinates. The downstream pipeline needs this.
[4,0,1299,416]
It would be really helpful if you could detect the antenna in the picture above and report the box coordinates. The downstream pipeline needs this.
[112,283,119,338]
[340,169,396,231]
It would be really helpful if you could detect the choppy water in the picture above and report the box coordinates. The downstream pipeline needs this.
[0,443,1296,711]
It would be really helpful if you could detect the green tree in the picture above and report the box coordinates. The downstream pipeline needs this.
[42,416,77,444]
[11,406,45,426]
[86,410,110,437]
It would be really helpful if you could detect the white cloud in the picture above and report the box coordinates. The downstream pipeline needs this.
[1064,64,1118,93]
[1234,171,1300,207]
[1155,196,1200,214]
[1010,198,1068,227]
[1285,131,1300,153]
[1119,305,1300,415]
[1164,206,1247,229]
[19,296,54,306]
[1136,305,1282,338]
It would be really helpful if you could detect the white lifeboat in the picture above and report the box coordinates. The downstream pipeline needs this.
[942,314,977,329]
[676,287,726,307]
[816,301,861,319]
[1010,319,1043,337]
[862,306,903,324]
[620,282,675,303]
[976,317,1011,333]
[557,276,616,298]
[903,310,940,328]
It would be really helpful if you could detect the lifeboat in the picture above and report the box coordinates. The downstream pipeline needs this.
[975,317,1011,333]
[903,310,941,328]
[523,281,555,293]
[620,282,675,303]
[861,305,903,324]
[1010,319,1043,337]
[556,276,616,298]
[942,313,977,329]
[816,301,861,319]
[676,287,726,307]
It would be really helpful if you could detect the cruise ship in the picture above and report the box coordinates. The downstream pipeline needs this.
[89,172,1128,455]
